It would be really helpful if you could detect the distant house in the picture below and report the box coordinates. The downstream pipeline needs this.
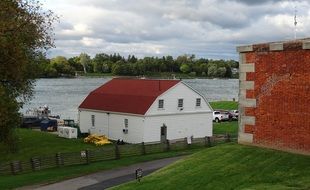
[232,68,239,75]
[78,78,213,143]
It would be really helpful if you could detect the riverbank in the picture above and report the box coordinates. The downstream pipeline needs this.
[62,71,239,79]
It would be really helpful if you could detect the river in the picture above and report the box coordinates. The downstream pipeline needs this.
[21,78,239,120]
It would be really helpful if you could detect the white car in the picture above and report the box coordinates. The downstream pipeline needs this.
[213,111,230,123]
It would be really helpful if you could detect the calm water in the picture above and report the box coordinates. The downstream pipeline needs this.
[21,78,239,120]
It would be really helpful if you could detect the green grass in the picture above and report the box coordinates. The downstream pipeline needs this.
[213,121,238,136]
[0,129,99,162]
[0,149,200,190]
[209,101,238,110]
[112,143,310,190]
[209,101,239,136]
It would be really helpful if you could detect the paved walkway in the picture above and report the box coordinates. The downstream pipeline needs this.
[19,156,185,190]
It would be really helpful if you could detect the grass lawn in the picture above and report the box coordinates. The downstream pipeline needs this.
[209,101,238,110]
[0,129,99,163]
[112,143,310,190]
[213,121,238,136]
[0,149,200,190]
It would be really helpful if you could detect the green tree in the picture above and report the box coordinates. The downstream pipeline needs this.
[207,65,217,77]
[180,63,191,73]
[217,67,227,77]
[79,53,91,73]
[93,53,109,73]
[225,65,232,78]
[101,62,110,73]
[0,0,57,152]
[50,56,75,75]
[68,56,83,71]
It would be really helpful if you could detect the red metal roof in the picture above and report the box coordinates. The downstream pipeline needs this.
[79,78,180,115]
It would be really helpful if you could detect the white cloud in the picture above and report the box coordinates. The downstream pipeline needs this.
[44,0,310,60]
[80,37,104,47]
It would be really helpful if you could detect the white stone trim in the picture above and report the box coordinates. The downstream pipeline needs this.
[239,89,246,99]
[240,63,255,73]
[239,98,256,108]
[269,43,283,51]
[239,73,246,81]
[237,45,253,52]
[302,41,310,49]
[240,81,254,90]
[238,132,253,144]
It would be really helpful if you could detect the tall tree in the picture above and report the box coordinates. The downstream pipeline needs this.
[79,53,91,73]
[0,0,57,152]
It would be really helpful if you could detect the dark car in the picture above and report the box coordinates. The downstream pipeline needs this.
[40,119,58,131]
[21,116,43,128]
[228,110,239,121]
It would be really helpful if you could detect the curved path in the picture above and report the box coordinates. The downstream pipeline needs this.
[20,156,185,190]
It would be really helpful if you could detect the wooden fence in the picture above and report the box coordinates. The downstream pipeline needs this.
[0,134,236,176]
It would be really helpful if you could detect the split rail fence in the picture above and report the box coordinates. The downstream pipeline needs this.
[0,134,236,176]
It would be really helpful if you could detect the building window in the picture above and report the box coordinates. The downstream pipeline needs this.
[158,99,164,109]
[178,99,183,108]
[124,118,128,128]
[196,98,201,107]
[91,115,95,127]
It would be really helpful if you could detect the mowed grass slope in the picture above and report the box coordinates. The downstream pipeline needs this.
[113,143,310,190]
[209,101,238,110]
[0,129,97,162]
[213,121,238,136]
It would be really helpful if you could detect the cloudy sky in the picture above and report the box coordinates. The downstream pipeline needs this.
[44,0,310,60]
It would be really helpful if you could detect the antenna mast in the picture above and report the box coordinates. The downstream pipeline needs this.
[294,6,297,39]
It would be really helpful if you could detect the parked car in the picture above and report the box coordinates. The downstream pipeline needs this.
[21,116,43,128]
[213,111,230,123]
[229,110,239,120]
[40,119,58,131]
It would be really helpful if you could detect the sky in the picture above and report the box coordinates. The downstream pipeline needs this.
[44,0,310,60]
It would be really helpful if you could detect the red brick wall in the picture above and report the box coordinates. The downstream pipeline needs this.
[238,40,310,155]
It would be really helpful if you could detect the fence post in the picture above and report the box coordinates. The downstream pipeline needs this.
[115,144,120,159]
[141,142,146,155]
[184,137,188,149]
[166,140,170,151]
[207,137,212,147]
[10,161,22,175]
[30,157,41,171]
[55,152,63,167]
[225,133,231,142]
[86,150,90,164]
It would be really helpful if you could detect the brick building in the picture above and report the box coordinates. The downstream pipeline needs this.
[237,39,310,155]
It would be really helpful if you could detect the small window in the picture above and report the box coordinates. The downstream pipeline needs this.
[158,99,164,109]
[124,119,128,128]
[91,115,95,127]
[196,98,201,107]
[178,99,183,108]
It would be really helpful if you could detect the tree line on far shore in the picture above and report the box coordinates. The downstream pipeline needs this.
[35,53,239,78]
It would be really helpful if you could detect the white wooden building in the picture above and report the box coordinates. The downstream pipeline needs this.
[78,78,213,143]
